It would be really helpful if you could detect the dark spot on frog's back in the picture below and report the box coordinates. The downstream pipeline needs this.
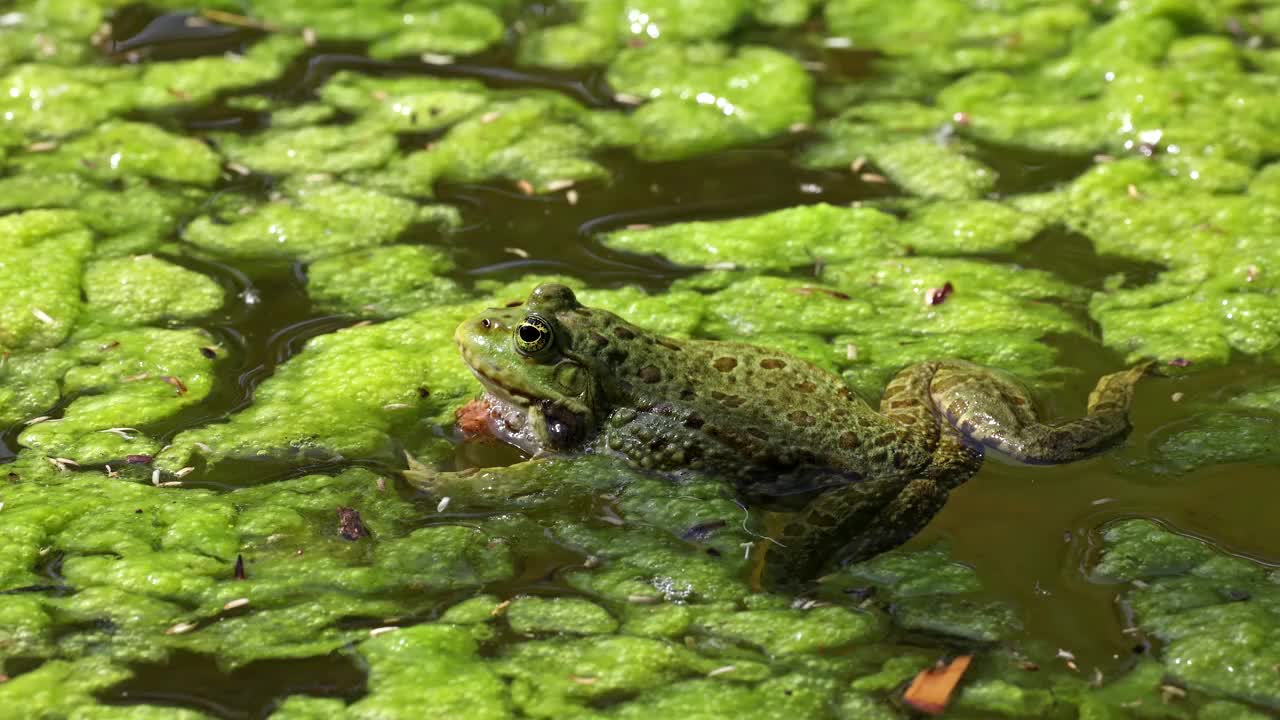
[795,381,816,394]
[787,410,815,426]
[590,332,609,347]
[760,358,786,370]
[684,414,705,429]
[638,365,662,383]
[713,357,738,372]
[606,349,628,365]
[839,431,860,449]
[722,395,746,408]
[613,326,635,340]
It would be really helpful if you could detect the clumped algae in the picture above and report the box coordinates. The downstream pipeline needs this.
[2,0,1279,717]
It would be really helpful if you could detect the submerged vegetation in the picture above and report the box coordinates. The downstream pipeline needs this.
[1,0,1279,717]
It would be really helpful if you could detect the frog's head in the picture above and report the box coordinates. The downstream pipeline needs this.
[455,283,618,453]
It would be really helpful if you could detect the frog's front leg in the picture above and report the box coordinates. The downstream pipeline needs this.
[402,451,481,501]
[402,451,556,505]
[932,361,1152,464]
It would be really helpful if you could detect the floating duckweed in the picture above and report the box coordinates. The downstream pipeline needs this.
[825,0,1091,73]
[0,210,92,353]
[307,244,465,318]
[495,635,722,715]
[82,255,224,326]
[183,180,422,261]
[374,526,515,588]
[216,122,398,176]
[367,3,505,58]
[0,173,204,257]
[1096,520,1280,708]
[606,43,813,160]
[602,204,900,271]
[132,34,306,110]
[318,71,490,133]
[868,138,997,200]
[14,121,223,186]
[516,0,625,69]
[896,201,1044,255]
[0,658,142,718]
[440,595,503,624]
[0,63,139,139]
[351,624,511,719]
[357,96,620,196]
[17,327,217,464]
[155,303,482,472]
[955,679,1057,717]
[505,596,620,635]
[517,0,753,69]
[695,605,880,656]
[1048,159,1280,365]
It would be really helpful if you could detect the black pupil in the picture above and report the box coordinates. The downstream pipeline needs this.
[519,324,543,343]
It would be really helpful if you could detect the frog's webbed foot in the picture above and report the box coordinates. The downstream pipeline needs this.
[402,450,436,484]
[931,361,1153,465]
[401,450,498,503]
[402,449,456,496]
[1086,361,1155,414]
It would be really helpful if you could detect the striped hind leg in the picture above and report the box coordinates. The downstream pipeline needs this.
[931,361,1152,465]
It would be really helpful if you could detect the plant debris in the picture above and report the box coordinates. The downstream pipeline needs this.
[903,655,972,715]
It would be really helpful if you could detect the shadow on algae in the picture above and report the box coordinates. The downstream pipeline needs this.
[1,0,1279,718]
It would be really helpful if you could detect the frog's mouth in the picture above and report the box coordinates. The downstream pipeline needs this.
[466,366,544,454]
[466,367,586,454]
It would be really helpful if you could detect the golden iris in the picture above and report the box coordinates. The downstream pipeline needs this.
[514,315,554,355]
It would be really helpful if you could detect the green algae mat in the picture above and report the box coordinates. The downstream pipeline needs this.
[2,1,1280,718]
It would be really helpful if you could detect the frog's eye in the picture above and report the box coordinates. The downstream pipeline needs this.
[514,315,554,356]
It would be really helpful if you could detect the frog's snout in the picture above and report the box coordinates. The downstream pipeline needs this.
[455,316,490,349]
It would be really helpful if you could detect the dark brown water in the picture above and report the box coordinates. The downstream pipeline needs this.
[4,5,1279,716]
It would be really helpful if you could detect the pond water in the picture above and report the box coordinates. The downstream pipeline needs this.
[2,2,1279,718]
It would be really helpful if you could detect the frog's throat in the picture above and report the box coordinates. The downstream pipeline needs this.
[465,365,594,450]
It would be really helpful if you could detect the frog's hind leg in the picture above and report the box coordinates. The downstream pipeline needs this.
[754,474,946,585]
[932,361,1152,465]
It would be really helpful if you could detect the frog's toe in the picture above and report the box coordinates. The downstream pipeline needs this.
[1133,360,1158,377]
[402,450,445,492]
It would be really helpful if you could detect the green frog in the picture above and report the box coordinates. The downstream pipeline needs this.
[406,283,1149,579]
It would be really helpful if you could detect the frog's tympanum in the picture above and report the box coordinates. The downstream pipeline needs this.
[407,283,1149,580]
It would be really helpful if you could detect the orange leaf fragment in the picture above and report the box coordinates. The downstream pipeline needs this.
[903,655,972,716]
[455,398,494,438]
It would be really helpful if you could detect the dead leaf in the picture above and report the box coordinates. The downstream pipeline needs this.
[337,507,370,540]
[903,655,972,715]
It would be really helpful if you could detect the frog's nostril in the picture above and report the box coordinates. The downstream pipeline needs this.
[481,318,492,329]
